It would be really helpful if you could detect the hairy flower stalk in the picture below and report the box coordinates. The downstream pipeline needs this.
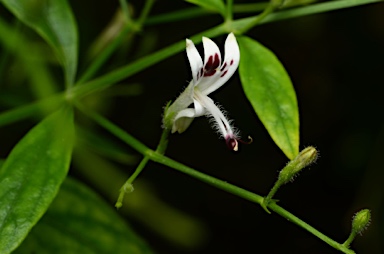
[164,33,244,151]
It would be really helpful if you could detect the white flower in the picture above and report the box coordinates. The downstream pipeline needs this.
[164,33,242,151]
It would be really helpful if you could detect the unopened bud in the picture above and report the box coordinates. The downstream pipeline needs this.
[279,146,318,183]
[352,209,371,235]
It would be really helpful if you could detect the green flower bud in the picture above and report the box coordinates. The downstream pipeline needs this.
[352,209,371,235]
[278,146,318,184]
[343,209,371,247]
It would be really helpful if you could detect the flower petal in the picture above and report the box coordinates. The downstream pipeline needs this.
[172,108,196,133]
[194,37,223,93]
[194,90,235,139]
[186,39,204,84]
[200,33,240,96]
[193,99,206,117]
[202,37,222,77]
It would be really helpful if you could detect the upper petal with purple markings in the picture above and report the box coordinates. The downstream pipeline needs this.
[194,33,240,96]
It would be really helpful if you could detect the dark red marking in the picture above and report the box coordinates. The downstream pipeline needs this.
[220,70,228,77]
[204,54,220,77]
[230,59,234,65]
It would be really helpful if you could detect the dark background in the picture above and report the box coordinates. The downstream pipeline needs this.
[74,1,384,253]
[3,0,384,253]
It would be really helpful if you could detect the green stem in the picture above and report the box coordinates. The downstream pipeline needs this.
[342,231,357,248]
[261,179,283,213]
[145,3,270,25]
[118,0,132,22]
[226,0,234,21]
[269,203,356,254]
[76,0,155,85]
[145,7,211,25]
[82,109,355,253]
[237,3,276,34]
[69,24,226,99]
[233,3,269,13]
[137,0,156,25]
[115,127,170,208]
[0,94,65,127]
[116,155,150,208]
[74,102,149,154]
[70,0,382,98]
[76,26,133,84]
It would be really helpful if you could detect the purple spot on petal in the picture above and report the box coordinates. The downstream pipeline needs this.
[204,53,220,77]
[220,70,228,77]
[230,59,234,65]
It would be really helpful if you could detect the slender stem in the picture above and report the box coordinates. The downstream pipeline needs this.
[115,127,170,208]
[237,3,276,34]
[269,203,356,254]
[148,151,263,204]
[74,102,150,154]
[226,0,234,22]
[137,0,156,25]
[76,101,171,208]
[234,0,383,28]
[69,24,226,99]
[76,0,155,85]
[342,231,357,248]
[145,7,211,25]
[116,155,150,208]
[69,0,382,98]
[76,26,133,84]
[233,3,269,13]
[81,109,356,253]
[118,0,132,22]
[0,94,65,127]
[145,3,270,26]
[156,128,170,155]
[261,179,282,213]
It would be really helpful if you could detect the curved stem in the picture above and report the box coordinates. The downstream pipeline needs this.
[269,203,356,254]
[81,108,356,254]
[342,231,357,249]
[116,155,150,208]
[115,127,170,208]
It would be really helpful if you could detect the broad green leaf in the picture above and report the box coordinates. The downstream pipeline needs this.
[185,0,226,17]
[238,36,299,159]
[0,107,74,254]
[15,177,154,254]
[1,0,78,87]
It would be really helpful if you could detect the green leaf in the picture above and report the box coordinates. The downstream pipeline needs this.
[0,107,74,254]
[15,177,154,254]
[1,0,78,87]
[185,0,226,17]
[238,36,299,159]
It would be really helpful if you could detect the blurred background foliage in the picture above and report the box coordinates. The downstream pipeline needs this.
[0,0,383,253]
